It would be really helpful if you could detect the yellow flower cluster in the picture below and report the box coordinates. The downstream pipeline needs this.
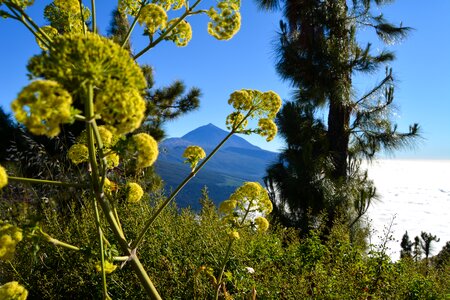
[0,222,23,261]
[36,26,58,50]
[126,133,159,169]
[54,0,78,13]
[27,32,147,135]
[126,182,144,203]
[182,145,206,170]
[118,0,141,16]
[138,4,167,35]
[77,126,114,148]
[1,0,34,9]
[254,216,269,232]
[225,89,282,141]
[257,118,277,142]
[11,80,73,138]
[95,85,146,135]
[105,152,120,169]
[0,165,7,189]
[95,261,117,274]
[164,19,192,47]
[218,199,237,214]
[228,230,240,240]
[228,182,272,215]
[67,144,89,165]
[70,126,120,168]
[207,0,241,40]
[0,281,28,300]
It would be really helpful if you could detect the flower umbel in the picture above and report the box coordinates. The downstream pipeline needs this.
[126,133,159,169]
[0,165,8,189]
[67,144,89,165]
[183,145,206,171]
[0,281,28,300]
[225,89,282,141]
[126,182,144,203]
[0,222,23,261]
[95,261,117,274]
[11,80,74,138]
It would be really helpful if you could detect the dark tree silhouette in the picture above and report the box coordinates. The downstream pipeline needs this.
[261,0,419,233]
[400,231,413,259]
[420,232,440,262]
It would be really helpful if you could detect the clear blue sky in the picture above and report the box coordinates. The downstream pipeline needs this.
[0,1,449,159]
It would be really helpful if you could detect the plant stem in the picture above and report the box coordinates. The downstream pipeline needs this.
[8,176,85,188]
[79,0,87,35]
[91,0,97,33]
[93,197,108,300]
[130,129,236,250]
[215,239,233,300]
[121,0,148,48]
[133,0,202,59]
[39,230,81,251]
[6,3,53,47]
[84,84,161,299]
[6,5,51,49]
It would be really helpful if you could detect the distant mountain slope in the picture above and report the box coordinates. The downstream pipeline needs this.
[155,124,278,209]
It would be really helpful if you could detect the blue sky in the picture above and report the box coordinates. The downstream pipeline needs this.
[0,1,449,159]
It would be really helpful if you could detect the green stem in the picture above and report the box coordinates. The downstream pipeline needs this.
[215,239,234,300]
[133,0,202,59]
[131,109,254,251]
[93,197,108,299]
[79,0,87,35]
[8,176,85,188]
[6,5,51,49]
[84,84,161,299]
[130,129,236,250]
[91,0,97,33]
[215,197,253,300]
[6,3,53,47]
[39,230,81,251]
[121,0,148,48]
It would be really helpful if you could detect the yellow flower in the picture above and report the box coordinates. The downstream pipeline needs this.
[67,144,89,165]
[95,261,117,274]
[257,118,277,142]
[77,126,118,148]
[0,165,7,189]
[11,80,73,138]
[0,222,23,261]
[27,32,146,96]
[254,216,269,232]
[0,281,28,300]
[225,89,281,139]
[3,0,34,9]
[35,26,58,50]
[54,0,78,13]
[228,230,240,240]
[207,0,241,40]
[127,133,159,169]
[105,152,120,169]
[218,199,237,214]
[138,4,167,35]
[229,182,272,214]
[103,177,117,195]
[182,146,206,170]
[95,84,146,135]
[226,112,248,132]
[164,19,192,47]
[126,182,144,203]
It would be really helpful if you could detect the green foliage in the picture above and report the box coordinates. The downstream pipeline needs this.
[1,192,449,298]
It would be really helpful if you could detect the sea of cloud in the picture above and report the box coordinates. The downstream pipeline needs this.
[363,159,450,261]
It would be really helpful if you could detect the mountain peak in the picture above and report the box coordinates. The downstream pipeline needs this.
[181,123,260,150]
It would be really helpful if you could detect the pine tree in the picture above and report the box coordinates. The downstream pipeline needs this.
[420,232,440,262]
[400,231,413,259]
[260,0,419,233]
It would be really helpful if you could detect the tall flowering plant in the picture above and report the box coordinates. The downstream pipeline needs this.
[0,0,281,298]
